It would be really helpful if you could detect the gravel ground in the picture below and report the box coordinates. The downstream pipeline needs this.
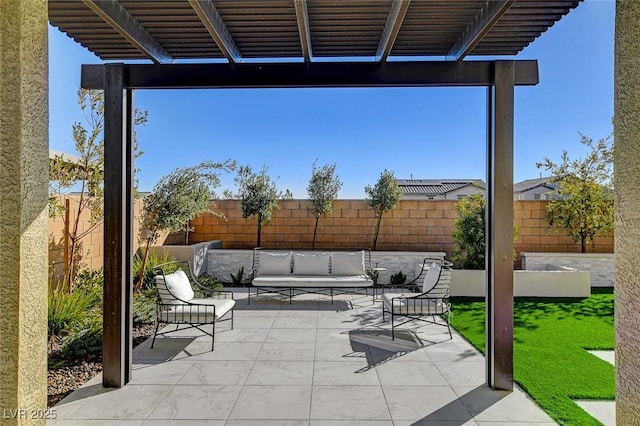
[48,323,155,407]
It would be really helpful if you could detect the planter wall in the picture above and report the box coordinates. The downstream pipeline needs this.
[147,240,221,275]
[450,267,591,298]
[521,252,614,287]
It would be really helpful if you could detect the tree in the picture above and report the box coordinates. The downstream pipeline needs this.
[536,132,614,253]
[137,160,235,291]
[307,161,343,248]
[365,169,402,250]
[452,193,486,269]
[233,165,286,247]
[49,89,147,289]
[452,192,519,269]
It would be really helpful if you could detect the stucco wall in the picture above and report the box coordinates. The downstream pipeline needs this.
[614,2,640,423]
[0,0,49,419]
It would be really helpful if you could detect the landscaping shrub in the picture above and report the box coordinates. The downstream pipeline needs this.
[197,273,223,294]
[230,266,245,285]
[48,282,99,337]
[390,271,407,285]
[133,288,157,325]
[133,250,176,290]
[73,268,104,306]
[60,316,102,358]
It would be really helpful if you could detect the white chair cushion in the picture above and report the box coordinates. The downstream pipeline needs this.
[258,251,293,275]
[331,251,365,275]
[422,263,441,293]
[156,269,194,304]
[382,293,448,315]
[161,298,236,323]
[293,252,330,275]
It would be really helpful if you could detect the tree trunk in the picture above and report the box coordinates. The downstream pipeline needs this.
[136,239,152,292]
[581,236,586,253]
[373,211,383,250]
[312,216,320,248]
[257,214,262,247]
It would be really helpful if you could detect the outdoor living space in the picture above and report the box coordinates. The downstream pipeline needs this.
[50,291,554,425]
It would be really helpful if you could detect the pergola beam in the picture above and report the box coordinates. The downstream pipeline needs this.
[81,0,172,64]
[188,0,242,63]
[294,0,313,62]
[447,0,515,61]
[81,60,539,90]
[376,0,411,61]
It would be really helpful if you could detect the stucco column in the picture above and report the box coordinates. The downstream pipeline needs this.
[0,0,49,422]
[615,2,640,424]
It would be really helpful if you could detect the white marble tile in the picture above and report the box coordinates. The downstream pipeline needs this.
[246,361,314,385]
[310,386,391,421]
[313,361,380,386]
[454,386,555,423]
[229,385,312,420]
[376,361,448,386]
[146,385,242,420]
[64,385,172,420]
[178,360,253,385]
[383,385,473,422]
[267,328,317,343]
[258,342,316,361]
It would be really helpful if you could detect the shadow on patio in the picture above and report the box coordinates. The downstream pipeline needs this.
[50,291,554,425]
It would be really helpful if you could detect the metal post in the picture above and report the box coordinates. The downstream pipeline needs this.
[103,63,133,388]
[486,60,515,391]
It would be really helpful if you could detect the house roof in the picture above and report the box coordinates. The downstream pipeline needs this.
[513,176,556,193]
[48,0,581,63]
[397,179,485,196]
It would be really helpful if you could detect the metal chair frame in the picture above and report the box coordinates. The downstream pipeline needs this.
[151,260,234,351]
[382,258,453,340]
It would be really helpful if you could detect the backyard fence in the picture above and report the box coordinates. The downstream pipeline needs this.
[48,197,614,278]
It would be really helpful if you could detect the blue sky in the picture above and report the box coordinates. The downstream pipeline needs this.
[49,0,614,199]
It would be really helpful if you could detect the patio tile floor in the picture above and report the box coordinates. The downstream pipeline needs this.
[50,291,556,425]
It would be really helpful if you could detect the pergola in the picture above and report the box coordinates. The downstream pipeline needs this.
[48,0,581,390]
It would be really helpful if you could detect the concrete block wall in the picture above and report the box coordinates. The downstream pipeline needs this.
[47,197,614,279]
[48,195,163,283]
[190,199,614,261]
[521,252,614,287]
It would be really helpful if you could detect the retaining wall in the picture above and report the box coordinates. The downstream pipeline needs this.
[521,252,614,287]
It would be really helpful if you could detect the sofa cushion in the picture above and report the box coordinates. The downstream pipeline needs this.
[258,251,293,275]
[331,251,365,275]
[293,252,330,275]
[253,275,373,288]
[156,269,194,304]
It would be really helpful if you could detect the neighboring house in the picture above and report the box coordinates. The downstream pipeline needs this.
[513,177,557,200]
[49,148,82,165]
[397,179,485,200]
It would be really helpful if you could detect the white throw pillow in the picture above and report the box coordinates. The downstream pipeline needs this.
[331,251,365,275]
[258,251,293,275]
[163,269,195,302]
[422,263,441,293]
[293,252,330,275]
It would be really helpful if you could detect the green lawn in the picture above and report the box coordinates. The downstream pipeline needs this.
[450,288,614,426]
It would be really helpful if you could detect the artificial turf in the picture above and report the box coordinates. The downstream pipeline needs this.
[449,288,614,426]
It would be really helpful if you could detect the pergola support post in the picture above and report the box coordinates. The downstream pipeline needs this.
[486,60,515,391]
[102,63,134,388]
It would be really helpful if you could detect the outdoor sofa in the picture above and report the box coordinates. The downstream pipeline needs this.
[249,248,374,304]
